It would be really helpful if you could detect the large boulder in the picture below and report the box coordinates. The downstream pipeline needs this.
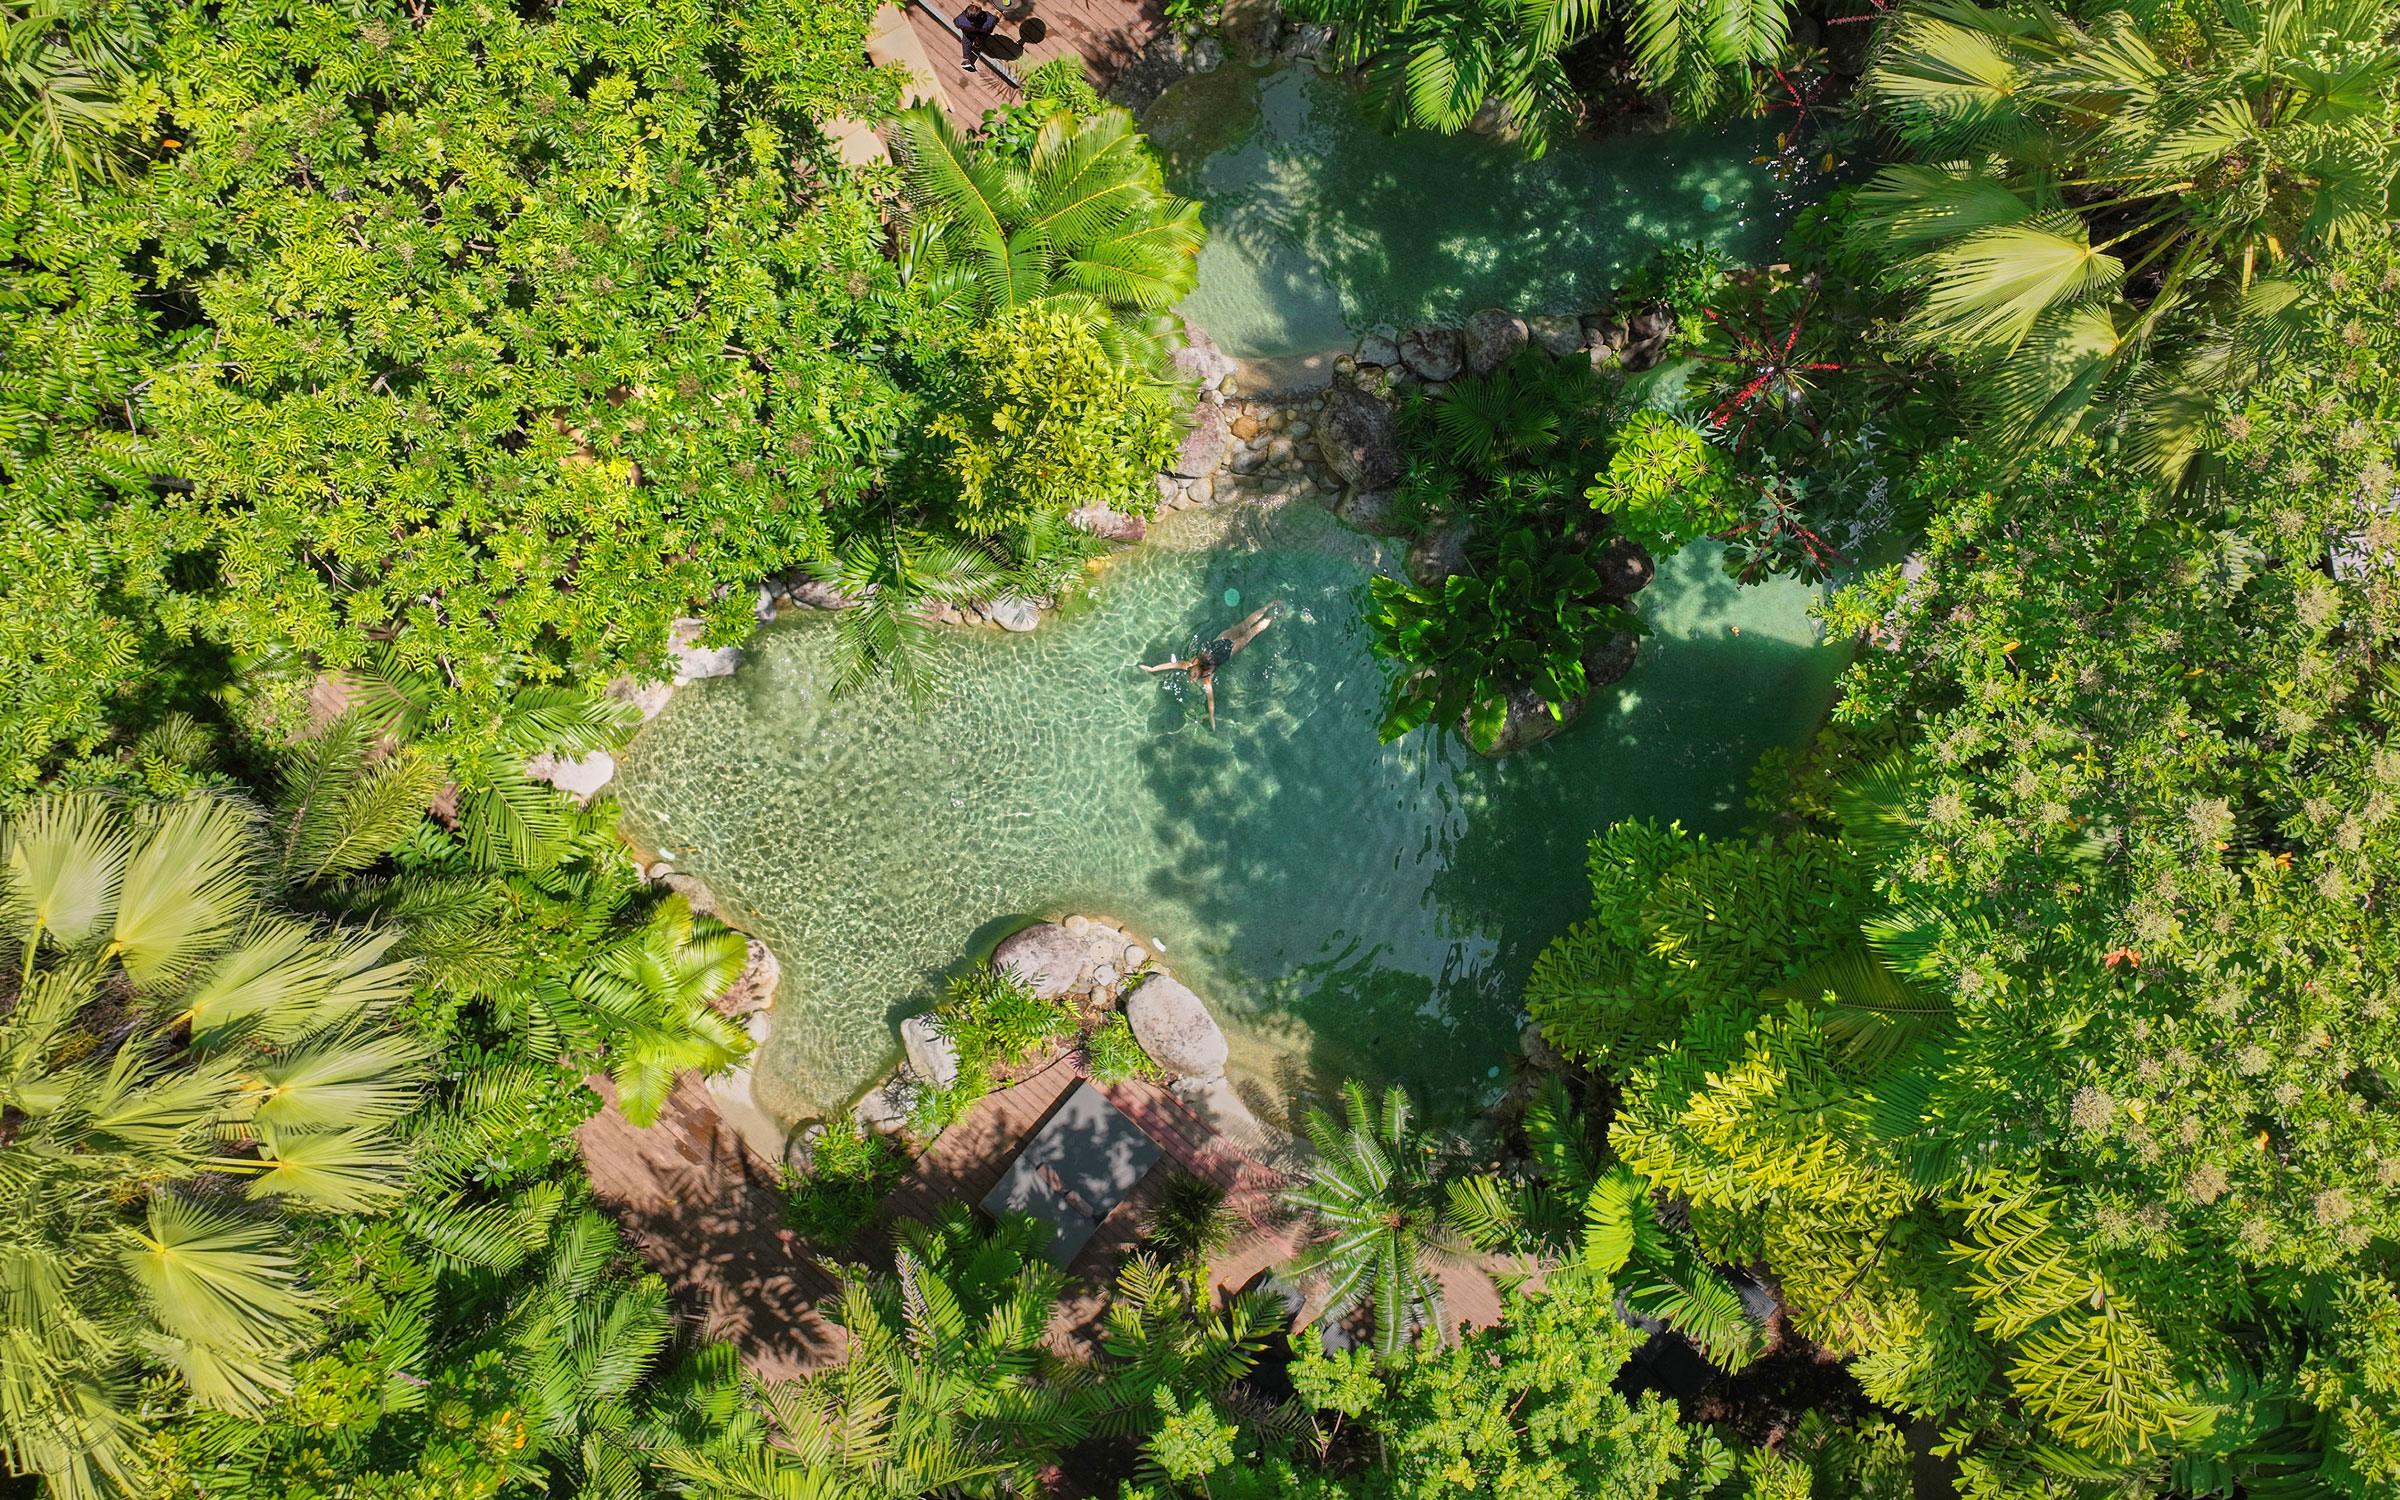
[785,576,858,610]
[900,1013,960,1087]
[1170,401,1230,477]
[1126,975,1229,1081]
[527,748,615,803]
[1463,309,1529,375]
[713,938,782,1016]
[668,618,740,683]
[1526,314,1583,358]
[1355,329,1402,368]
[987,594,1040,632]
[1337,487,1405,536]
[1316,387,1400,492]
[1620,305,1676,372]
[1068,504,1149,542]
[1399,327,1464,383]
[1407,522,1476,587]
[993,922,1089,999]
[605,674,675,723]
[1594,534,1656,601]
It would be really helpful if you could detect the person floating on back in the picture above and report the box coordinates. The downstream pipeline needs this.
[955,2,999,71]
[1141,601,1283,727]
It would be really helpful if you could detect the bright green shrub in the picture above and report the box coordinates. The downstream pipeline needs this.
[1367,523,1644,751]
[1587,410,1738,559]
[784,1121,911,1247]
[136,0,909,720]
[933,303,1182,535]
[1087,1013,1165,1084]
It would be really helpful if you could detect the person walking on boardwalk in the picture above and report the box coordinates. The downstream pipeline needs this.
[955,1,1000,70]
[1140,601,1283,727]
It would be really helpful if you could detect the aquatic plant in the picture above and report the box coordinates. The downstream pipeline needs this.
[1368,523,1643,752]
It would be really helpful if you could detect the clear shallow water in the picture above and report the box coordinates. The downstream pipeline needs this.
[614,503,1848,1130]
[1146,66,1815,358]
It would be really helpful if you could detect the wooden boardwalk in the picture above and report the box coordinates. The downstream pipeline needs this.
[880,1048,1300,1355]
[580,1045,1498,1380]
[576,1074,845,1380]
[903,0,1176,122]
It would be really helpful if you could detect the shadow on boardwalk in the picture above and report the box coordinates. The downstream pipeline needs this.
[579,1049,1503,1379]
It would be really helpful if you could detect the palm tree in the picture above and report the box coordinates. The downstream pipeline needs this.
[573,892,751,1128]
[1854,0,2397,478]
[0,791,422,1498]
[802,525,1006,708]
[890,103,1205,370]
[1281,1082,1468,1355]
[342,652,636,870]
[661,1206,1092,1498]
[1446,1077,1764,1368]
[1297,0,1585,154]
[0,2,149,186]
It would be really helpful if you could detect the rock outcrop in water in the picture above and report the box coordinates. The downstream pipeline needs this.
[1464,309,1529,374]
[1399,326,1465,383]
[1127,974,1230,1083]
[993,922,1089,999]
[1316,386,1400,491]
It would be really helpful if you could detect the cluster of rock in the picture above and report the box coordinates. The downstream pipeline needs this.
[853,914,1232,1138]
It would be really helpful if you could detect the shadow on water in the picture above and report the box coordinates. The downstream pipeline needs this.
[611,501,1847,1124]
[1146,66,1823,357]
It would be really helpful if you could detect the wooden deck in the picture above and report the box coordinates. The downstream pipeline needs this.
[880,1047,1300,1355]
[904,0,1177,122]
[576,1073,845,1380]
[579,1046,1494,1382]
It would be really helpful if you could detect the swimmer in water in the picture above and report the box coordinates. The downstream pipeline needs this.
[1141,600,1283,726]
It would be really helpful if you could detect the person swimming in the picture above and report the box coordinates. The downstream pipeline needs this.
[1140,600,1283,726]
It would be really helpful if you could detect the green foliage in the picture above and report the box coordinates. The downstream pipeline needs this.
[1368,523,1644,751]
[1287,1275,1697,1499]
[1283,1082,1467,1356]
[0,1,154,185]
[1089,1011,1168,1084]
[1624,0,1791,119]
[1588,411,1738,558]
[935,302,1183,535]
[1853,0,2399,478]
[941,959,1078,1074]
[0,791,422,1499]
[134,0,906,726]
[892,100,1204,370]
[0,139,206,798]
[783,1120,911,1247]
[1390,347,1615,531]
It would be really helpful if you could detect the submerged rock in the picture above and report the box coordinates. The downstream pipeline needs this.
[1407,522,1476,587]
[1337,487,1405,536]
[1172,326,1239,390]
[1316,387,1401,492]
[1594,534,1656,601]
[1464,308,1529,374]
[994,922,1088,998]
[1127,975,1229,1081]
[854,1075,913,1134]
[1399,327,1464,383]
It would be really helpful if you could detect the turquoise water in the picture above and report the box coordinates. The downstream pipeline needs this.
[613,503,1848,1130]
[1146,66,1814,358]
